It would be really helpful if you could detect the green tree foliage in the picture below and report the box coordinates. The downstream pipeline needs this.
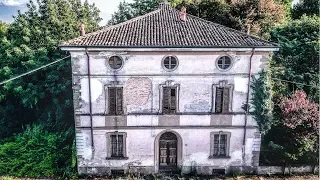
[261,15,319,167]
[269,15,319,103]
[0,21,7,39]
[292,0,319,19]
[108,1,134,25]
[0,0,101,136]
[0,125,76,177]
[263,91,319,166]
[250,71,273,135]
[109,0,286,38]
[0,0,101,177]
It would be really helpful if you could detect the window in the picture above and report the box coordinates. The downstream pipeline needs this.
[108,56,123,70]
[163,87,177,114]
[215,87,230,113]
[111,134,124,157]
[163,56,178,71]
[216,56,232,70]
[210,132,231,158]
[106,132,127,159]
[213,134,227,156]
[108,87,123,115]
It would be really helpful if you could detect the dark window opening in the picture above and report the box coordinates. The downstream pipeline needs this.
[111,134,124,157]
[215,87,230,113]
[213,134,227,157]
[163,87,177,114]
[111,169,125,176]
[217,56,232,70]
[108,87,123,115]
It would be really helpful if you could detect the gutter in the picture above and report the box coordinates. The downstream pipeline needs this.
[59,45,279,49]
[243,48,255,164]
[85,48,95,159]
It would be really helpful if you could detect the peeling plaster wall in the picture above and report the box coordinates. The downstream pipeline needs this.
[70,50,270,175]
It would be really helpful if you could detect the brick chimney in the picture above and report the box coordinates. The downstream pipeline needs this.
[78,23,85,36]
[179,7,187,21]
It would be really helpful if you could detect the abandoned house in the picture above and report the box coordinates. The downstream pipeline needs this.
[59,2,279,176]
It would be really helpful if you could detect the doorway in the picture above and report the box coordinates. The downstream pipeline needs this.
[159,132,177,170]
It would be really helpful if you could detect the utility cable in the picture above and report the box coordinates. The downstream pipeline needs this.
[0,55,70,86]
[271,78,318,88]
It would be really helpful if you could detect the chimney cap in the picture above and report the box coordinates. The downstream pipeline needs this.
[78,23,85,36]
[179,7,187,21]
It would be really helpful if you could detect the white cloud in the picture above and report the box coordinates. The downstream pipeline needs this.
[0,0,24,6]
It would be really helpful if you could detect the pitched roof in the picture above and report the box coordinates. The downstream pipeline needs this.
[60,3,278,48]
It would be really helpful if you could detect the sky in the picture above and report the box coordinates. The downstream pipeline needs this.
[0,0,133,25]
[0,0,300,26]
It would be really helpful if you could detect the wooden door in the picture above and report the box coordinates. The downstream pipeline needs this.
[159,132,177,169]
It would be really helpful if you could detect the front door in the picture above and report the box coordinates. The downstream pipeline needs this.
[159,132,177,169]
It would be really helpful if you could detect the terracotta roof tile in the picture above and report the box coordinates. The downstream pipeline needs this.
[60,3,278,48]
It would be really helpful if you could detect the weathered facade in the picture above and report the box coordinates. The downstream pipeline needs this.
[60,3,278,176]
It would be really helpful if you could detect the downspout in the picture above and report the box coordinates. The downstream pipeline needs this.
[243,48,255,165]
[85,48,95,159]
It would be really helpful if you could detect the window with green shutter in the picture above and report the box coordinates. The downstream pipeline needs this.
[163,87,177,114]
[108,87,123,115]
[215,87,230,113]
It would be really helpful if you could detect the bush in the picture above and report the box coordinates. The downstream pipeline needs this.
[0,124,76,178]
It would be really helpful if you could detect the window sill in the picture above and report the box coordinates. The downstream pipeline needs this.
[106,157,129,160]
[208,156,231,159]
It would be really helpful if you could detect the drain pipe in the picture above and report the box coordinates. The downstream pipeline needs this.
[242,48,255,164]
[85,48,95,159]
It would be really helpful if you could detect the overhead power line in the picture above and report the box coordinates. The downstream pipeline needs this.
[271,78,318,88]
[0,55,317,89]
[0,55,70,86]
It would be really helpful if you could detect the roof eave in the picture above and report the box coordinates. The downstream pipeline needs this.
[59,45,279,52]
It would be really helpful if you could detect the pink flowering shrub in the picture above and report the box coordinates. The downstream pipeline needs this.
[280,90,319,139]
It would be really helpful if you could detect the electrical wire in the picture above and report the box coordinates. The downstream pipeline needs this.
[0,55,317,89]
[0,55,70,86]
[271,78,318,88]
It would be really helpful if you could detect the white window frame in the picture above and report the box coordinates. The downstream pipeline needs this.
[106,131,128,159]
[158,80,180,114]
[104,82,125,115]
[209,131,231,158]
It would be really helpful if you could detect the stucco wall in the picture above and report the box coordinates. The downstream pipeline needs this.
[70,50,270,175]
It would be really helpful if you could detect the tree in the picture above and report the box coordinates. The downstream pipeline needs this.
[0,0,101,177]
[279,90,319,164]
[269,15,319,103]
[226,0,286,38]
[108,1,134,25]
[250,71,273,135]
[292,0,319,19]
[0,21,7,39]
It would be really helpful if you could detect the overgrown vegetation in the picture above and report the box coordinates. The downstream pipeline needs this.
[0,0,100,178]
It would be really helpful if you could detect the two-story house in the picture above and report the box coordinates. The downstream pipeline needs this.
[60,2,278,176]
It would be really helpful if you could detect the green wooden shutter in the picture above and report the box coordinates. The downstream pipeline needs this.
[215,88,223,113]
[170,88,176,113]
[163,87,171,114]
[116,87,123,115]
[108,87,116,115]
[222,88,230,112]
